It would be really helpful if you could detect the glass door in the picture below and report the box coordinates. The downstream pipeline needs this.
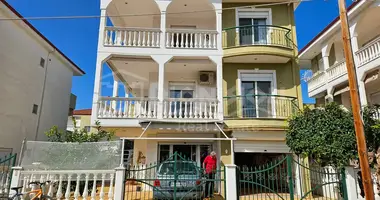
[169,89,194,118]
[241,81,272,118]
[158,144,212,166]
[239,18,267,45]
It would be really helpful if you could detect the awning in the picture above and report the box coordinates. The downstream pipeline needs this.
[234,141,290,153]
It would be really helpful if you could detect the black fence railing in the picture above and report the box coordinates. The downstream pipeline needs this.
[223,94,298,119]
[222,25,293,49]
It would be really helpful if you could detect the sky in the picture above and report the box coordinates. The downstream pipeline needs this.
[5,0,355,108]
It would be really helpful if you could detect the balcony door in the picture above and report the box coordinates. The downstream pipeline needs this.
[169,82,195,118]
[239,18,267,45]
[239,71,276,118]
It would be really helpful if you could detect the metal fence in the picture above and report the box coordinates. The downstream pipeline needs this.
[0,154,17,198]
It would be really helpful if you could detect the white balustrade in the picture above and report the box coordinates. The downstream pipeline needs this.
[326,60,347,81]
[162,98,218,119]
[98,97,158,119]
[307,72,327,92]
[19,170,115,200]
[356,36,380,67]
[166,29,218,49]
[104,27,160,48]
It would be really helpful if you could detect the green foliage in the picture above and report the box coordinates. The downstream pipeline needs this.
[45,119,114,143]
[286,103,357,169]
[286,103,380,169]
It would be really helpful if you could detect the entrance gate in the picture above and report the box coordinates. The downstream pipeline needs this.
[124,152,226,200]
[0,154,17,198]
[237,155,348,200]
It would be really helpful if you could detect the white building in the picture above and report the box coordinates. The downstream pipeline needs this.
[0,1,85,155]
[300,0,380,108]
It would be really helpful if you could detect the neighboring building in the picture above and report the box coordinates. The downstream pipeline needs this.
[299,0,380,109]
[222,1,302,166]
[67,109,92,132]
[0,0,85,155]
[91,0,301,168]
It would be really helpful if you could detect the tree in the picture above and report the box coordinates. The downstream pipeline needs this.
[286,103,380,169]
[45,120,114,143]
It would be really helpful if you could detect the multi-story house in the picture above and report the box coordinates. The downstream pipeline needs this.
[91,0,301,168]
[0,0,85,156]
[221,0,302,166]
[67,109,92,132]
[300,0,380,109]
[91,0,225,167]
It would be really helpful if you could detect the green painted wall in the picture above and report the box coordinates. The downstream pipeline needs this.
[223,62,299,98]
[222,3,294,30]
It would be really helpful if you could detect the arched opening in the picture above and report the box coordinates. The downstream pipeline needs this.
[355,6,380,48]
[106,0,161,28]
[166,0,216,30]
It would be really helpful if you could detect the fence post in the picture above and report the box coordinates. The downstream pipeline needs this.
[9,166,22,197]
[287,155,295,200]
[225,164,237,200]
[344,166,358,200]
[114,166,125,200]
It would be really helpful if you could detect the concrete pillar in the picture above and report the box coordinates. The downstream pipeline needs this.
[152,56,172,119]
[321,43,332,71]
[209,56,223,120]
[113,167,126,200]
[225,164,237,200]
[9,166,23,197]
[345,167,358,200]
[358,80,368,106]
[326,88,334,103]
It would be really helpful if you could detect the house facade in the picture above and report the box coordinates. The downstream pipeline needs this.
[67,109,92,132]
[0,0,85,156]
[300,0,380,109]
[91,0,301,169]
[221,1,302,167]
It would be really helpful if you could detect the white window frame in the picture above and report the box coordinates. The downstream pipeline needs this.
[168,81,197,98]
[157,143,213,165]
[235,8,272,45]
[237,70,277,118]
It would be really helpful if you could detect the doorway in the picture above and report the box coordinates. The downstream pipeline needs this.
[158,144,213,165]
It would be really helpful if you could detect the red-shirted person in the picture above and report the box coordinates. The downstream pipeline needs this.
[203,151,217,198]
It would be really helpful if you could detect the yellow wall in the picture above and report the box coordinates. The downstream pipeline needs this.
[78,115,91,129]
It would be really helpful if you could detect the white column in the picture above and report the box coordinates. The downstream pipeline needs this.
[160,11,166,49]
[321,43,332,71]
[209,56,223,120]
[345,167,358,200]
[225,164,237,200]
[9,167,23,197]
[152,56,171,119]
[358,80,368,106]
[91,56,106,125]
[98,9,107,49]
[124,83,130,97]
[113,80,119,97]
[113,167,126,200]
[325,88,334,103]
[214,4,222,50]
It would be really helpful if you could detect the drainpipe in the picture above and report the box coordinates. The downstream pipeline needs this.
[34,48,56,140]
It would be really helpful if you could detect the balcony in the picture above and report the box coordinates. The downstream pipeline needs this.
[103,27,218,50]
[356,36,380,67]
[97,97,219,120]
[222,25,294,62]
[223,94,298,119]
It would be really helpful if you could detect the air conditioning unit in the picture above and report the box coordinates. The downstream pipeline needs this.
[199,71,215,85]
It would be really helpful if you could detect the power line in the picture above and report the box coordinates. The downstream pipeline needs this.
[0,0,311,21]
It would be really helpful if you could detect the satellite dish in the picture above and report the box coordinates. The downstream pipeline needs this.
[301,70,313,82]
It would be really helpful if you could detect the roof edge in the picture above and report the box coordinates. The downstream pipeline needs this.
[0,0,85,75]
[298,0,362,57]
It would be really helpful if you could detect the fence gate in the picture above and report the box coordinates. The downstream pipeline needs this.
[124,152,226,200]
[237,155,348,200]
[0,154,17,198]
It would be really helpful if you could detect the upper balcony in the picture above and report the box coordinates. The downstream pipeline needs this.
[93,55,223,127]
[99,0,221,56]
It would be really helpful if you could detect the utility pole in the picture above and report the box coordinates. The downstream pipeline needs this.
[338,0,374,199]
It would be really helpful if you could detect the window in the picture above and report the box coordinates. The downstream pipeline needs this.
[158,144,213,165]
[40,57,45,67]
[169,82,195,118]
[237,8,271,45]
[84,126,91,132]
[32,104,38,114]
[239,71,276,118]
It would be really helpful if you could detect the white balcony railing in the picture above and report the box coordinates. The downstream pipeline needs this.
[356,36,380,66]
[165,29,218,49]
[104,27,161,48]
[162,98,219,119]
[97,97,219,120]
[327,60,347,81]
[308,71,327,92]
[98,97,159,119]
